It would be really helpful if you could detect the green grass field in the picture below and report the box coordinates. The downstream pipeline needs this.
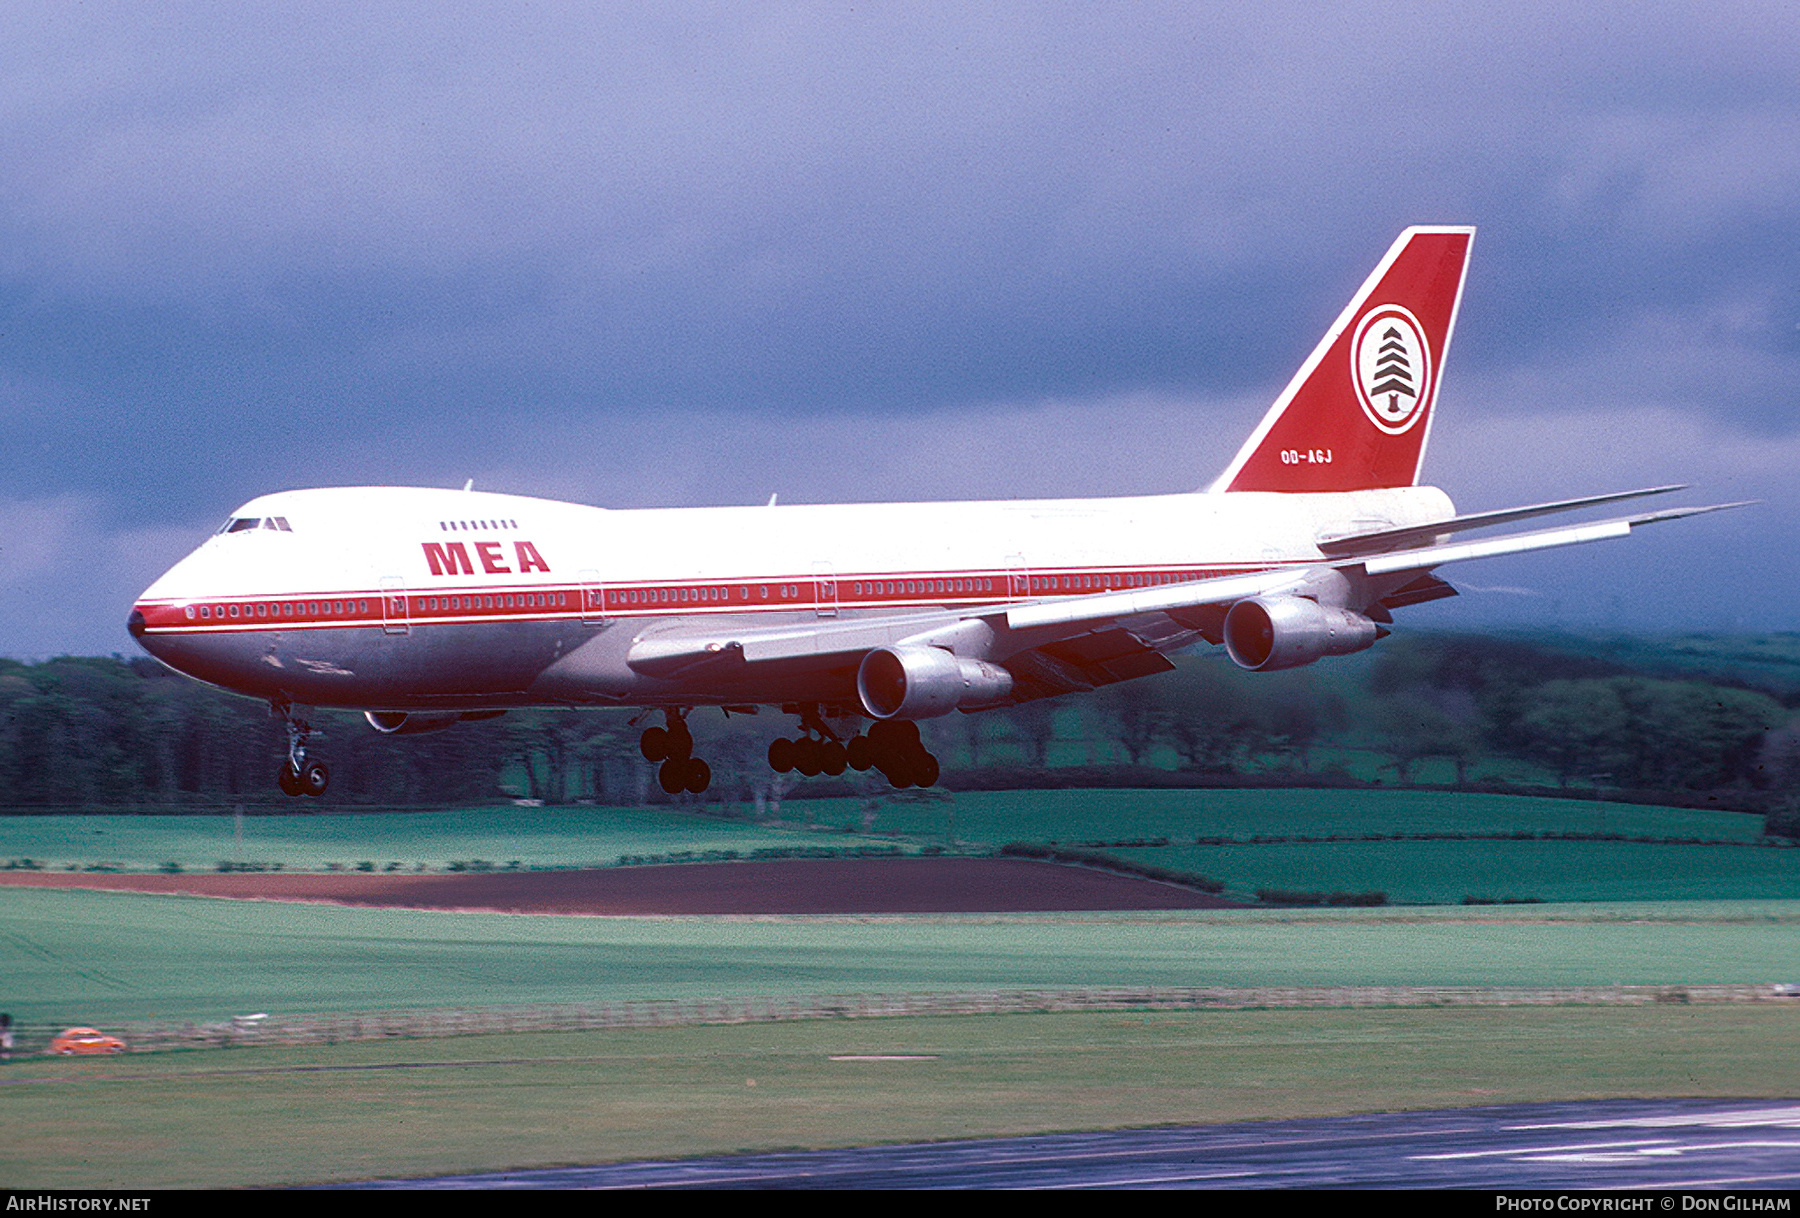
[5,1005,1799,1188]
[806,787,1774,842]
[5,886,1800,1027]
[1,788,1792,905]
[4,790,1797,1189]
[789,788,1800,903]
[0,806,897,874]
[1106,840,1800,904]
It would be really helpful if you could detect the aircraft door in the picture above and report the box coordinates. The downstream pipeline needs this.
[579,569,607,625]
[812,561,838,618]
[380,577,409,635]
[1005,554,1031,602]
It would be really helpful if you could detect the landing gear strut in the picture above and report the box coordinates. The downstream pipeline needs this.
[767,708,940,789]
[639,710,711,795]
[274,700,330,798]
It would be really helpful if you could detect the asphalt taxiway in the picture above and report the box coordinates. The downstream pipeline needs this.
[360,1097,1800,1189]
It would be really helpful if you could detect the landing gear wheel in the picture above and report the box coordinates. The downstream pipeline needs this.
[664,727,693,763]
[768,737,796,773]
[278,764,303,797]
[794,737,823,777]
[820,740,848,777]
[684,758,711,794]
[658,759,688,794]
[300,761,330,797]
[640,726,669,762]
[912,752,940,788]
[846,736,873,771]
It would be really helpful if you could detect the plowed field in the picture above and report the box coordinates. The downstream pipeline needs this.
[0,857,1236,913]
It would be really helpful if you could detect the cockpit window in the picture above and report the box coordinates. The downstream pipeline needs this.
[219,516,291,534]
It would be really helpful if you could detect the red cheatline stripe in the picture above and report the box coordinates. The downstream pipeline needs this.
[135,562,1282,633]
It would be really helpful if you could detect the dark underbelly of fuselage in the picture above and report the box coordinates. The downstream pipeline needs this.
[139,611,865,711]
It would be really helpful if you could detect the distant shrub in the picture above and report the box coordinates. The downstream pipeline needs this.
[354,861,375,873]
[1766,805,1800,842]
[1257,889,1326,906]
[1257,889,1387,907]
[158,861,183,874]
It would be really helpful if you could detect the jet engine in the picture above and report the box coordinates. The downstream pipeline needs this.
[364,710,505,735]
[1223,596,1382,672]
[856,646,1014,719]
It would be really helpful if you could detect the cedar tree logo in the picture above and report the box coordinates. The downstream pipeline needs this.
[1352,305,1432,435]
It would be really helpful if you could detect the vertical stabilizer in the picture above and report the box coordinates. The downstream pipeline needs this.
[1209,226,1474,493]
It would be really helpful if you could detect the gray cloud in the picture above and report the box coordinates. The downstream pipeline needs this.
[2,1,1797,652]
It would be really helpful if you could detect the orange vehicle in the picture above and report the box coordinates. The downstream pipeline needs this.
[48,1027,126,1055]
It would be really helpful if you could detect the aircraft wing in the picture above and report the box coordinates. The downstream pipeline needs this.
[1006,501,1745,632]
[626,500,1746,681]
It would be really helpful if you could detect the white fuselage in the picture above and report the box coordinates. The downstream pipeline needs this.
[130,483,1454,713]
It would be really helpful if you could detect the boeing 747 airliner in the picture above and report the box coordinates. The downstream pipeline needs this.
[128,227,1739,796]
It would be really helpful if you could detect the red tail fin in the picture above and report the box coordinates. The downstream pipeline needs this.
[1210,226,1474,493]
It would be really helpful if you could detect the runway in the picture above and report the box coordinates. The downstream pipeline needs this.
[365,1098,1800,1189]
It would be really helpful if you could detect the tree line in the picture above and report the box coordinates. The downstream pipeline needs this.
[0,634,1794,821]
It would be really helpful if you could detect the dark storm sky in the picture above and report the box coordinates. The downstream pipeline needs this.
[2,3,1796,654]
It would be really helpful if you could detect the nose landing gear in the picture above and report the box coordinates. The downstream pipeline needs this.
[274,701,330,798]
[639,710,711,795]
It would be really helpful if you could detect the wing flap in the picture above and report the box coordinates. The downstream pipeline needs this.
[626,608,972,677]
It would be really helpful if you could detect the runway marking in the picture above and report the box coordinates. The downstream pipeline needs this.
[1512,1104,1800,1130]
[1031,1170,1259,1189]
[1519,1139,1800,1161]
[828,1055,940,1061]
[1414,1139,1675,1160]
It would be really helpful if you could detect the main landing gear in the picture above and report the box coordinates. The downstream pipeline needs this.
[768,715,940,789]
[640,711,711,795]
[274,701,330,798]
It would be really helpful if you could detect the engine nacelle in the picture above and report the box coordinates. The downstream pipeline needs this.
[857,646,1014,719]
[1223,596,1381,672]
[364,711,496,735]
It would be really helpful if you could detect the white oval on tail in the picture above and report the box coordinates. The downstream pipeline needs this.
[1352,305,1432,435]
